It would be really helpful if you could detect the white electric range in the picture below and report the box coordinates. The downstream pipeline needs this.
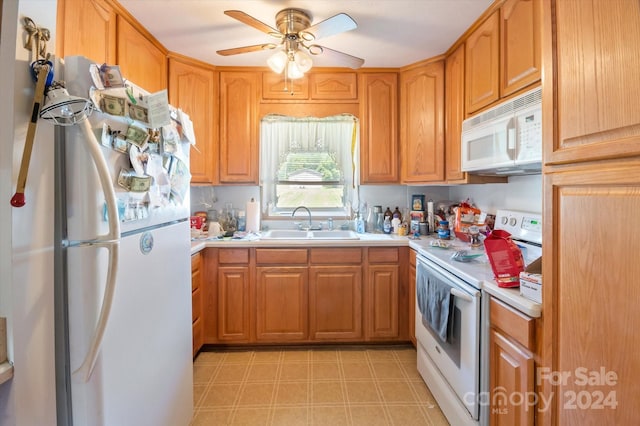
[409,209,542,426]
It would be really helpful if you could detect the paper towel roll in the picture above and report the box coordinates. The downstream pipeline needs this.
[246,198,260,232]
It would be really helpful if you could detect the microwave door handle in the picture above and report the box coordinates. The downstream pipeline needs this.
[507,117,517,160]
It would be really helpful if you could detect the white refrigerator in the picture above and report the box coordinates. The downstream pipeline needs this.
[54,56,193,426]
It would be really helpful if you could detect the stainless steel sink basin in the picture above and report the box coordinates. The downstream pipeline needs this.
[260,229,360,240]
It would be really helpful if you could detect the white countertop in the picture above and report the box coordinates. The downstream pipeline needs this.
[190,232,542,317]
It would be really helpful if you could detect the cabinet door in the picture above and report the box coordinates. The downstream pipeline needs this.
[116,17,167,93]
[309,73,357,100]
[543,163,640,425]
[191,252,204,356]
[466,11,500,114]
[366,265,399,339]
[309,265,362,340]
[57,0,116,63]
[544,0,640,165]
[500,0,541,97]
[169,57,217,184]
[219,72,259,183]
[400,61,445,183]
[255,267,308,341]
[262,73,309,100]
[489,329,534,426]
[409,250,417,346]
[444,44,467,182]
[218,266,250,341]
[359,73,399,184]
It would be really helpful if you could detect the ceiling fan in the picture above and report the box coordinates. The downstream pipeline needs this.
[217,8,365,70]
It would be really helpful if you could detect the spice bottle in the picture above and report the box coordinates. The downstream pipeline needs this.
[384,207,393,220]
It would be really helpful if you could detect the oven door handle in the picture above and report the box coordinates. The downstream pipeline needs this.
[450,287,475,303]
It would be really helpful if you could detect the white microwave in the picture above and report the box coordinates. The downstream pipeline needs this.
[461,87,542,176]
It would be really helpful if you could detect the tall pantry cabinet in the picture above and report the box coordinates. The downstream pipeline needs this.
[541,0,640,424]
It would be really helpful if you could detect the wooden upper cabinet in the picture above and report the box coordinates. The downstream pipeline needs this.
[444,44,467,182]
[310,73,358,100]
[262,73,309,100]
[219,71,259,184]
[544,0,640,165]
[465,11,500,115]
[116,16,167,93]
[500,0,541,97]
[168,57,218,184]
[400,61,445,183]
[57,0,116,63]
[359,73,399,184]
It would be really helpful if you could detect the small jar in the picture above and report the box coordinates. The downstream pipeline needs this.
[437,220,450,240]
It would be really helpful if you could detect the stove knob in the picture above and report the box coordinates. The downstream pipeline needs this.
[509,218,517,226]
[501,217,508,225]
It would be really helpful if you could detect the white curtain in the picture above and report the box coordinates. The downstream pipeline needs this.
[259,114,359,214]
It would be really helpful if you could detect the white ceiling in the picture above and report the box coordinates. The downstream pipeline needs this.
[118,0,493,69]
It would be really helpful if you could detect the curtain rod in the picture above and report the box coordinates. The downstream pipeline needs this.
[261,114,358,123]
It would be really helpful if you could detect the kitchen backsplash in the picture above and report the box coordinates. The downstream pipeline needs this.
[190,174,542,226]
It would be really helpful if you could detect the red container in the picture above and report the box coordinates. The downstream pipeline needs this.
[190,216,204,229]
[483,229,525,287]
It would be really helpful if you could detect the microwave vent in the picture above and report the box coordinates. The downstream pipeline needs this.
[462,87,542,131]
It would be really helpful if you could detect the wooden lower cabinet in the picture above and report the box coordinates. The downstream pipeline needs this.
[191,252,204,356]
[489,298,535,426]
[218,266,250,342]
[309,265,363,341]
[200,245,409,345]
[255,267,308,342]
[409,249,417,346]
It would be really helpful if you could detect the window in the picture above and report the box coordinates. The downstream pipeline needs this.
[260,114,359,218]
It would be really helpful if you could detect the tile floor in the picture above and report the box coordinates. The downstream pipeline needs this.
[191,345,449,425]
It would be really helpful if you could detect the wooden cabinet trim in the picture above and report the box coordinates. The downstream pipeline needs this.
[256,248,308,265]
[367,247,399,264]
[310,247,362,264]
[219,248,250,264]
[490,297,535,350]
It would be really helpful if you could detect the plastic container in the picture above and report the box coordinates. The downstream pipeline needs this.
[437,220,450,240]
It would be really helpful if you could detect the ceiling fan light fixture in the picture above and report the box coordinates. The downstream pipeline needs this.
[294,50,313,72]
[286,60,305,80]
[267,50,288,74]
[299,31,315,42]
[308,45,323,56]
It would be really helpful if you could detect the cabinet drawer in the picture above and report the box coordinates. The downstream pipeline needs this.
[256,248,308,265]
[368,247,399,263]
[192,287,202,323]
[490,298,535,350]
[219,248,250,264]
[310,248,362,264]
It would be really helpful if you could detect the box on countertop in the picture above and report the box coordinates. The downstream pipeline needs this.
[520,257,542,304]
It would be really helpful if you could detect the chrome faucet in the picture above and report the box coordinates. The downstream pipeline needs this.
[292,206,313,230]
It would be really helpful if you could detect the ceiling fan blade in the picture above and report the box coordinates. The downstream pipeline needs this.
[217,43,278,56]
[224,10,280,36]
[311,45,365,69]
[301,13,357,41]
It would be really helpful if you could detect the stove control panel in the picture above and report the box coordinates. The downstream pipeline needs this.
[494,209,542,245]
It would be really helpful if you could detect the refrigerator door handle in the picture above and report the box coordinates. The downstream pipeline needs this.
[80,119,121,242]
[73,240,119,382]
[72,120,122,382]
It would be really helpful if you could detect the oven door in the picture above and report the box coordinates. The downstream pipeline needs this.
[415,254,481,420]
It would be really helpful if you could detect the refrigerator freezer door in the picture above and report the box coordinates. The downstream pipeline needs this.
[67,220,192,425]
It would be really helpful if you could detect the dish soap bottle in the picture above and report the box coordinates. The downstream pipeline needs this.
[383,216,392,234]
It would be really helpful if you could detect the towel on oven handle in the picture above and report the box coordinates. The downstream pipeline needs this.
[417,262,454,342]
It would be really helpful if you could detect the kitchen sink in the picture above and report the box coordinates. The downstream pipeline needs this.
[260,229,359,240]
[309,230,359,239]
[260,230,310,239]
